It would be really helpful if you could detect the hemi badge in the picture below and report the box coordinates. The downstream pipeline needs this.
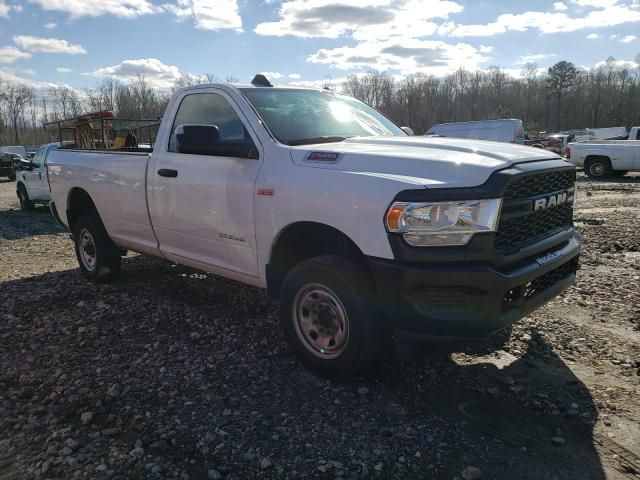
[307,151,340,162]
[257,188,274,196]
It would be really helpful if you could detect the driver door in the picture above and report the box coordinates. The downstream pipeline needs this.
[148,89,263,278]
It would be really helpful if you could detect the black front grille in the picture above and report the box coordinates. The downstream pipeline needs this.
[523,258,577,299]
[495,203,573,253]
[502,256,579,311]
[495,169,575,253]
[503,169,575,201]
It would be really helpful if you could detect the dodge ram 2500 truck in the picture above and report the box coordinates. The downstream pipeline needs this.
[47,77,581,378]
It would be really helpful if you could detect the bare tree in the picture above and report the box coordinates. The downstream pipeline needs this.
[1,83,34,144]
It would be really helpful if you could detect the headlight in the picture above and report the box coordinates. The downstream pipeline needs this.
[385,198,502,246]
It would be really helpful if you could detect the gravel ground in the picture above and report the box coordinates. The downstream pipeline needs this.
[1,174,639,480]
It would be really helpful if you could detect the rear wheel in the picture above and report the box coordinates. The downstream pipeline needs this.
[17,184,34,210]
[73,215,122,282]
[279,255,382,379]
[8,171,16,181]
[584,157,612,179]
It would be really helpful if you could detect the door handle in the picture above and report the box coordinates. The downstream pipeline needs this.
[157,168,178,178]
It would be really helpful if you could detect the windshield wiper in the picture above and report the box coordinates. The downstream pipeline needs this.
[288,136,350,146]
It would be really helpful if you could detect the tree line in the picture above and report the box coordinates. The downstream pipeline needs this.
[0,57,639,146]
[342,56,640,135]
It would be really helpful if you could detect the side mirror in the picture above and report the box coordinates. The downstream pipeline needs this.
[175,124,221,155]
[175,123,258,159]
[401,126,415,136]
[19,159,35,171]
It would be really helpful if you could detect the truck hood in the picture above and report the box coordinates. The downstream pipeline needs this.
[290,136,558,189]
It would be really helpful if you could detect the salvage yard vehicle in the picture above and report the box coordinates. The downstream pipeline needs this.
[425,119,525,144]
[565,139,640,178]
[15,143,58,210]
[47,76,582,378]
[0,152,19,181]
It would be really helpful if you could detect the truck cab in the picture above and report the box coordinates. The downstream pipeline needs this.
[16,143,58,210]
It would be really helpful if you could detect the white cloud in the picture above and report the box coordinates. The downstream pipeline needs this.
[479,44,494,53]
[259,72,303,81]
[13,36,87,54]
[620,34,637,42]
[609,34,618,39]
[162,0,242,31]
[44,22,57,28]
[287,76,352,88]
[56,67,72,73]
[259,71,284,79]
[0,68,61,89]
[86,58,182,89]
[308,38,488,75]
[446,1,640,36]
[255,0,463,40]
[553,1,568,9]
[0,46,31,64]
[586,32,601,38]
[0,1,10,16]
[29,0,161,19]
[515,53,558,64]
[593,58,639,68]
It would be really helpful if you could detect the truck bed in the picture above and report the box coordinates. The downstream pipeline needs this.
[47,148,160,256]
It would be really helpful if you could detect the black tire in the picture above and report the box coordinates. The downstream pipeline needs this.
[73,215,122,283]
[8,171,16,181]
[611,170,628,177]
[17,184,34,210]
[279,255,382,379]
[584,157,612,179]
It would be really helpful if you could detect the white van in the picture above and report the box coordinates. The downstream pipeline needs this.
[426,119,525,144]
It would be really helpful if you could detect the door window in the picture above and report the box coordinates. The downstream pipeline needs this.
[33,147,46,168]
[168,93,256,158]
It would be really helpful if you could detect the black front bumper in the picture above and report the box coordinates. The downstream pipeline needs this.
[368,230,581,341]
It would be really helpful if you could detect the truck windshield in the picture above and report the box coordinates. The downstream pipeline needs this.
[239,88,405,145]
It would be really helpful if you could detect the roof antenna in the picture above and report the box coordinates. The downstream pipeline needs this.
[251,74,273,87]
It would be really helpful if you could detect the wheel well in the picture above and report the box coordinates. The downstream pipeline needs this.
[267,222,366,298]
[66,188,98,232]
[584,155,611,165]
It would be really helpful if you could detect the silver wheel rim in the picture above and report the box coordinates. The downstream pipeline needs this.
[590,162,604,177]
[19,190,26,207]
[292,283,350,359]
[78,228,97,272]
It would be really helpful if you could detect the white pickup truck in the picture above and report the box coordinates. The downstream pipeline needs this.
[47,77,582,378]
[566,134,640,179]
[15,142,58,210]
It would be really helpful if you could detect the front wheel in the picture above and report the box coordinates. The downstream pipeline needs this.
[585,157,612,179]
[17,185,34,210]
[279,255,382,379]
[73,215,122,282]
